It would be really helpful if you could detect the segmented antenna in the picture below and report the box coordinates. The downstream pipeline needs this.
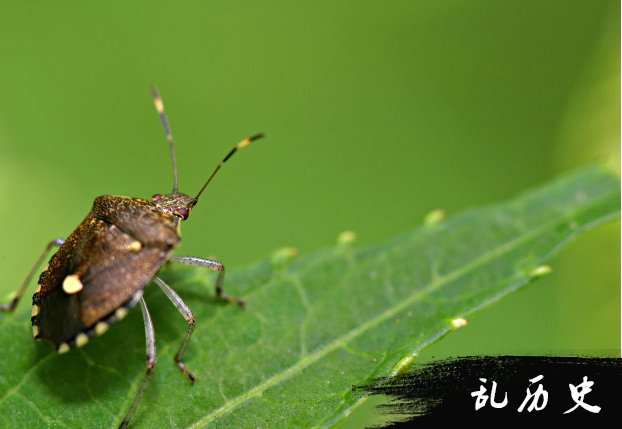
[150,86,179,193]
[194,133,265,202]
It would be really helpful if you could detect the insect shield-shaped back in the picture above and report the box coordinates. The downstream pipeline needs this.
[3,86,264,429]
[32,203,176,352]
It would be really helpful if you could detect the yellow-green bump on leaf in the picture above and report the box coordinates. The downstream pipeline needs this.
[337,230,357,246]
[451,317,468,329]
[390,355,416,376]
[424,209,446,226]
[530,265,553,278]
[336,230,358,256]
[271,246,300,266]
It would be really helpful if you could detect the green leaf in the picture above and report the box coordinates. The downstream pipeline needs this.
[0,164,619,428]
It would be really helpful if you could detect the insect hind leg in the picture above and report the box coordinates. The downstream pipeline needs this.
[119,297,156,429]
[171,256,245,308]
[0,238,64,312]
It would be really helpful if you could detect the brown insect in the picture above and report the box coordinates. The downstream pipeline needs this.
[1,87,264,428]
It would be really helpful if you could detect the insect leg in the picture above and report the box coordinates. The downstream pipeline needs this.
[154,276,196,382]
[119,297,156,429]
[171,256,245,307]
[0,238,64,312]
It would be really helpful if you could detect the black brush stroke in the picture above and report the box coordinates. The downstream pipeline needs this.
[354,356,621,428]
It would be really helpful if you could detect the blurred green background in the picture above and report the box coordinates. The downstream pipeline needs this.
[0,1,619,427]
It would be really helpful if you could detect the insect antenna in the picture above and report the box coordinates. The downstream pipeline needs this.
[150,86,179,193]
[194,133,265,202]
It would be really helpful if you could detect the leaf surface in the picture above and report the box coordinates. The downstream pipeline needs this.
[0,164,619,428]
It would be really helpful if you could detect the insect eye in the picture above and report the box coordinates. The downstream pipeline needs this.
[152,194,162,201]
[174,207,189,220]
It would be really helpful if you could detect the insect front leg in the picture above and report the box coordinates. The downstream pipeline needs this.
[0,238,64,312]
[119,297,156,429]
[154,276,196,382]
[171,256,245,307]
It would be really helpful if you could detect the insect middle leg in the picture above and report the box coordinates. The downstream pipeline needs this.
[119,297,156,429]
[154,276,196,382]
[0,238,64,312]
[171,256,245,307]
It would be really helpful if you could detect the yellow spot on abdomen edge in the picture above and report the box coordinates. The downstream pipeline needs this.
[95,322,109,336]
[75,333,89,348]
[115,307,128,321]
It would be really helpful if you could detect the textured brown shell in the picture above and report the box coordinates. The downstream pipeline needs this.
[32,197,179,348]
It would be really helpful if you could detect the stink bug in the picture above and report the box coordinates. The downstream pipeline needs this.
[0,87,264,428]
